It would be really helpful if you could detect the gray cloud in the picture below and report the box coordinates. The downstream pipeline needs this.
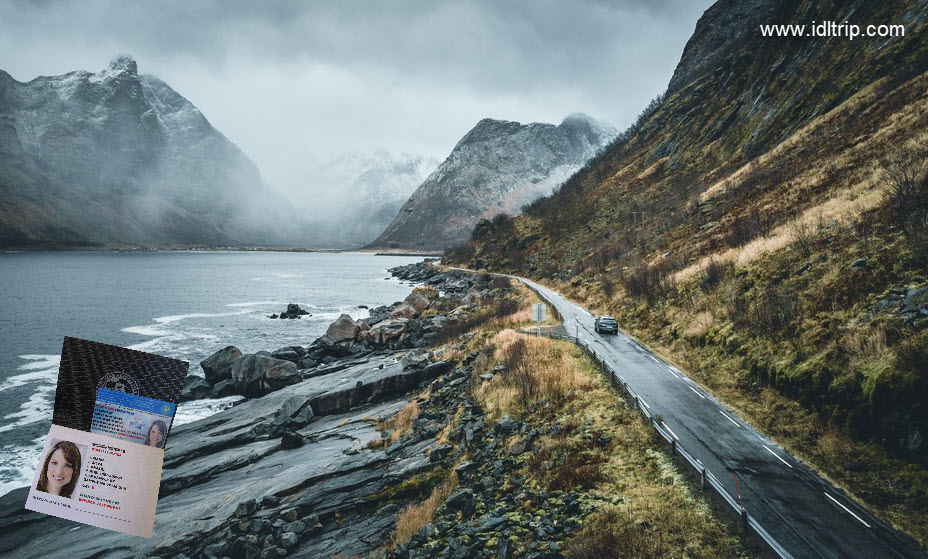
[0,0,711,203]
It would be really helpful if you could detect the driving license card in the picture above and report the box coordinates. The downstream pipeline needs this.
[90,388,175,449]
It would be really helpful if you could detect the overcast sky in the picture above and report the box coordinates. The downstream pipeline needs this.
[0,0,712,196]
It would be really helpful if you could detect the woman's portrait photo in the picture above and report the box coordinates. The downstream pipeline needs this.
[144,420,168,448]
[36,440,82,499]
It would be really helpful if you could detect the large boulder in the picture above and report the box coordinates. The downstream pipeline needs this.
[389,303,418,319]
[200,346,243,384]
[180,375,212,401]
[369,318,409,346]
[404,290,432,313]
[323,314,360,345]
[231,354,301,397]
[272,346,305,364]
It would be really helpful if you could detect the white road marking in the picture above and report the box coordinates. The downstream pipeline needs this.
[689,386,706,399]
[719,410,739,427]
[640,398,651,409]
[696,458,703,465]
[824,493,871,528]
[649,355,659,363]
[763,445,793,468]
[662,422,679,440]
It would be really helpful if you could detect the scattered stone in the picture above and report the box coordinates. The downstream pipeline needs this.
[261,495,280,508]
[281,431,304,449]
[235,499,258,518]
[851,255,870,270]
[445,489,476,517]
[508,437,531,455]
[430,444,453,462]
[280,532,299,549]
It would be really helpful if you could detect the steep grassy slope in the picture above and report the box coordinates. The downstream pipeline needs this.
[446,0,928,544]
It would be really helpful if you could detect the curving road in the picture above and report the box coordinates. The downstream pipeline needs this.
[457,267,926,559]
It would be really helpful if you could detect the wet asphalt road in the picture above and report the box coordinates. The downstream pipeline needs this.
[504,272,926,559]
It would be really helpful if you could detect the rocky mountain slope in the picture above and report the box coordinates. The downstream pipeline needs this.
[447,0,928,544]
[0,55,294,248]
[370,114,615,251]
[295,151,440,248]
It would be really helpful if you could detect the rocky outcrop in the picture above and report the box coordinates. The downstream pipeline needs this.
[369,114,616,250]
[0,353,455,559]
[270,304,312,320]
[231,354,302,397]
[200,345,243,384]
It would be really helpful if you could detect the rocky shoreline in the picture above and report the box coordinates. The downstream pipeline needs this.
[2,261,588,559]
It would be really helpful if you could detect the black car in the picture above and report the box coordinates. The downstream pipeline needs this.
[594,316,618,334]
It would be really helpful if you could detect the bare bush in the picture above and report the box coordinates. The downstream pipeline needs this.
[622,259,675,301]
[726,209,772,247]
[751,285,803,338]
[699,259,733,292]
[881,142,928,236]
[790,220,817,258]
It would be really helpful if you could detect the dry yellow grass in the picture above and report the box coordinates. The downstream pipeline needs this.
[666,73,928,284]
[393,471,459,547]
[473,329,597,421]
[487,336,744,557]
[673,177,887,282]
[684,311,714,339]
[381,400,420,444]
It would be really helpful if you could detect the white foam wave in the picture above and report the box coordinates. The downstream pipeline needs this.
[0,434,46,498]
[16,354,61,370]
[0,384,55,433]
[174,396,243,426]
[122,324,173,337]
[225,301,282,308]
[0,356,59,392]
[153,310,252,324]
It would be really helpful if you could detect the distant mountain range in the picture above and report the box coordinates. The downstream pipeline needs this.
[294,151,439,248]
[0,55,294,248]
[0,55,615,252]
[369,113,616,251]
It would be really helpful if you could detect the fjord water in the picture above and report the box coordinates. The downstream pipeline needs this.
[0,251,422,497]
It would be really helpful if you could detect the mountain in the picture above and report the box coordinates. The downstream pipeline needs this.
[0,55,293,248]
[369,113,616,251]
[293,151,439,248]
[447,0,928,543]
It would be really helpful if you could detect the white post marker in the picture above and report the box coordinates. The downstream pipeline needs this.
[532,303,546,335]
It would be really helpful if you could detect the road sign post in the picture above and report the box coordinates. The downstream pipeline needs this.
[531,303,546,335]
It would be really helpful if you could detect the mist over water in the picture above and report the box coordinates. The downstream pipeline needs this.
[0,251,422,497]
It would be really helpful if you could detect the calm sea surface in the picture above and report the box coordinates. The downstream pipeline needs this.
[0,251,422,497]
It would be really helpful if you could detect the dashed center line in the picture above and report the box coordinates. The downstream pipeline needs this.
[824,492,871,528]
[763,445,793,468]
[662,422,679,441]
[689,386,706,399]
[719,410,739,427]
